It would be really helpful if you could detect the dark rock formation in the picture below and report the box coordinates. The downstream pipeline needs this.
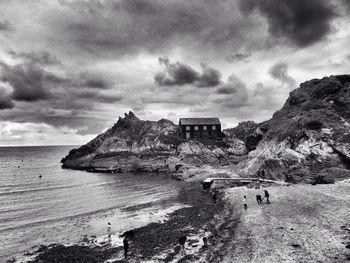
[61,111,245,177]
[240,75,350,183]
[224,121,263,152]
[224,121,259,142]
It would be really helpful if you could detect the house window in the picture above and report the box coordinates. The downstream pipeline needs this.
[203,125,207,131]
[186,132,191,139]
[212,125,216,130]
[186,126,190,131]
[194,126,199,131]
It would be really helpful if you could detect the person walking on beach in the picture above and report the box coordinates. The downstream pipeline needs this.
[256,194,262,204]
[243,196,248,210]
[263,190,270,204]
[123,237,129,258]
[212,192,217,205]
[202,228,209,248]
[179,235,187,255]
[107,222,112,244]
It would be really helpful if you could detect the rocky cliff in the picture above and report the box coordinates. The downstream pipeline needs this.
[62,75,350,183]
[238,75,350,183]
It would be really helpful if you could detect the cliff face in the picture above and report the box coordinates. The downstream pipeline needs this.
[61,112,245,175]
[239,75,350,183]
[62,75,350,183]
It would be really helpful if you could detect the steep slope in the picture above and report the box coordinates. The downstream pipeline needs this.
[239,75,350,183]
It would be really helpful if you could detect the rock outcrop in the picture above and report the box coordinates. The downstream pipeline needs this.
[239,75,350,183]
[62,75,350,183]
[61,111,245,178]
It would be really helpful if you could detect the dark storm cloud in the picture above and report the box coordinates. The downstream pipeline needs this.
[196,64,222,87]
[55,0,264,58]
[342,0,350,10]
[0,86,14,110]
[64,0,208,53]
[269,62,296,85]
[154,58,221,87]
[9,50,60,65]
[154,57,197,86]
[215,75,247,95]
[0,58,121,129]
[0,107,111,135]
[211,75,249,108]
[0,99,13,109]
[0,62,65,102]
[78,72,112,89]
[76,90,123,103]
[239,0,337,47]
[226,52,252,63]
[84,78,108,89]
[0,20,12,31]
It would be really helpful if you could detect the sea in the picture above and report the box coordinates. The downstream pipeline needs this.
[0,146,191,261]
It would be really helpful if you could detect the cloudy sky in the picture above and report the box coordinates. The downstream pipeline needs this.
[0,0,350,146]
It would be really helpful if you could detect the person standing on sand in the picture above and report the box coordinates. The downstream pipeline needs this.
[243,196,248,210]
[202,228,209,248]
[123,237,129,258]
[107,222,112,244]
[179,235,187,255]
[256,194,262,204]
[264,190,270,204]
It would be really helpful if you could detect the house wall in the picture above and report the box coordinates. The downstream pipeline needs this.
[179,124,222,139]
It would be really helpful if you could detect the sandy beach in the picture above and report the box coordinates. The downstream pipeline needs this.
[218,180,350,263]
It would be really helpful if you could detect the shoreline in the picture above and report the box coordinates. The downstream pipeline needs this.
[16,183,237,263]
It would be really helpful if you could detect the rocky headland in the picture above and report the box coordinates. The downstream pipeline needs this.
[62,75,350,184]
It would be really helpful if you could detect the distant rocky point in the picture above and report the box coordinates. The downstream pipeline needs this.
[62,75,350,183]
[61,111,246,177]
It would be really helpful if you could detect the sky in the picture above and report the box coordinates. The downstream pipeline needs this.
[0,0,350,146]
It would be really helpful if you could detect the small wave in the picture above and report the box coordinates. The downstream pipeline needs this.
[0,206,33,214]
[0,181,111,196]
[0,202,137,233]
[0,183,35,189]
[0,185,81,196]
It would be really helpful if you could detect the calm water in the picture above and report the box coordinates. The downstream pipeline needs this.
[0,146,189,261]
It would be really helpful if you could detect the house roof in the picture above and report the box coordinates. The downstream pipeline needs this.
[179,118,221,125]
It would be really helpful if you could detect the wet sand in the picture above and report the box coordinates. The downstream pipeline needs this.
[21,184,233,263]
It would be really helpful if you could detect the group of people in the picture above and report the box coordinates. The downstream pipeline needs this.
[243,190,270,210]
